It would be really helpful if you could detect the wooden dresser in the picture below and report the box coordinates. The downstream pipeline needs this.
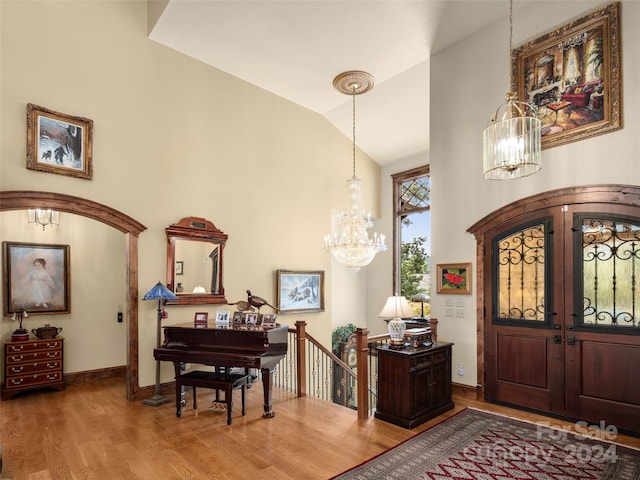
[2,337,65,400]
[375,342,454,429]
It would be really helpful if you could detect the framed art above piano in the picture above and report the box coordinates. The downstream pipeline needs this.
[165,216,228,305]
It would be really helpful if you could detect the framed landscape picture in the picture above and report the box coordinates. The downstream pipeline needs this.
[436,263,471,295]
[511,2,621,149]
[3,241,71,315]
[276,269,324,314]
[26,103,94,179]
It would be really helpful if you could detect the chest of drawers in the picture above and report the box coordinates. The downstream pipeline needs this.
[2,337,65,400]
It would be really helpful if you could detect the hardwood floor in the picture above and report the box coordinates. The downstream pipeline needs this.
[1,377,639,479]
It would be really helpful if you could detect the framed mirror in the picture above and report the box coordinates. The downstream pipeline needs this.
[166,217,228,305]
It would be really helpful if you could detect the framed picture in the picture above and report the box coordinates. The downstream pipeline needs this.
[232,311,243,326]
[26,103,93,179]
[276,269,324,314]
[215,310,230,328]
[245,312,258,327]
[3,241,71,315]
[436,263,472,295]
[262,313,277,327]
[175,261,183,276]
[512,2,621,149]
[194,312,208,324]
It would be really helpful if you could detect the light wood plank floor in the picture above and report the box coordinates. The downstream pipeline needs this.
[1,377,639,479]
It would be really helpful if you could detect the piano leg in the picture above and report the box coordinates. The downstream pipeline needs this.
[174,363,183,417]
[261,367,276,418]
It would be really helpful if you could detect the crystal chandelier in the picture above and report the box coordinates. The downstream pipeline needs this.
[324,71,387,274]
[483,0,542,180]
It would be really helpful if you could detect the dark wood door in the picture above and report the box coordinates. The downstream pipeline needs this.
[484,208,565,414]
[484,203,640,433]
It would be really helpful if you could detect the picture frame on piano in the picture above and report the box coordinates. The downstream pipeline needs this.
[262,313,277,328]
[215,310,230,328]
[194,311,208,327]
[245,312,258,328]
[232,311,243,326]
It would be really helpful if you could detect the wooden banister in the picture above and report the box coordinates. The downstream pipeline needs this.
[295,321,307,397]
[355,327,370,419]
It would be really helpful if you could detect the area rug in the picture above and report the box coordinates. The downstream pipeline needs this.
[330,408,640,479]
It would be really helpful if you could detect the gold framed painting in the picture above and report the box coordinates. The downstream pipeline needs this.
[511,2,621,149]
[26,103,94,179]
[436,263,471,295]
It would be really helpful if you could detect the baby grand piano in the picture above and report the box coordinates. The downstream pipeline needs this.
[154,323,288,418]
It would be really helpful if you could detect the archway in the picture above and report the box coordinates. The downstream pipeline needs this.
[1,190,146,400]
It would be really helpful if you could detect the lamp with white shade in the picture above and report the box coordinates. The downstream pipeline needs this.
[378,295,414,349]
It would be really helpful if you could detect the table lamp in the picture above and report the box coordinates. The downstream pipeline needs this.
[378,294,414,349]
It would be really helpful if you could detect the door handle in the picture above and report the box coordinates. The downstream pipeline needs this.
[567,336,577,345]
[552,335,562,344]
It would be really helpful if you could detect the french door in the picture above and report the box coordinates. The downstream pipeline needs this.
[481,201,640,434]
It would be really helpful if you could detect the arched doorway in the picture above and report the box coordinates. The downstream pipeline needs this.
[468,184,640,432]
[0,190,146,400]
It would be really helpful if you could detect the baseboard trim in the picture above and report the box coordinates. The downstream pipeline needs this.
[64,366,126,385]
[452,382,481,400]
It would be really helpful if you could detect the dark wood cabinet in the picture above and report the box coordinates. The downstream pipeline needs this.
[375,342,454,429]
[2,337,65,400]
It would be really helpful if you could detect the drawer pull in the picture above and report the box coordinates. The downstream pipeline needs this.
[11,345,25,352]
[10,366,24,373]
[11,355,24,362]
[10,378,24,385]
[46,342,58,348]
[47,363,58,369]
[46,352,58,358]
[46,374,58,380]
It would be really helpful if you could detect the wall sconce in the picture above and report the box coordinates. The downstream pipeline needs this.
[28,209,60,230]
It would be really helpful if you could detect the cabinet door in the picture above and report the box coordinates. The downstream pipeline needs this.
[431,356,451,409]
[413,365,432,414]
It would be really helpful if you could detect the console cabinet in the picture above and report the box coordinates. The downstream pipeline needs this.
[2,337,65,400]
[375,342,454,429]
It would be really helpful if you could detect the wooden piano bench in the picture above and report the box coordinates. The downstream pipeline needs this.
[175,370,248,425]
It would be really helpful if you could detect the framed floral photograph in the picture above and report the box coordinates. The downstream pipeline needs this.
[436,263,471,295]
[3,241,71,315]
[26,103,93,179]
[511,2,621,149]
[276,269,324,314]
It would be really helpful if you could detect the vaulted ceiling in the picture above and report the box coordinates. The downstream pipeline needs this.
[149,1,531,166]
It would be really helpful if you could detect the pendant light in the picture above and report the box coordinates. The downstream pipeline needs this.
[324,71,387,273]
[483,0,542,180]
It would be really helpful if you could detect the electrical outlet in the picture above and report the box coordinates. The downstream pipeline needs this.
[117,312,123,323]
[458,365,464,376]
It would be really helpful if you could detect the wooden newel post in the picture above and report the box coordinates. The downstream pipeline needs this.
[356,326,370,420]
[295,320,307,397]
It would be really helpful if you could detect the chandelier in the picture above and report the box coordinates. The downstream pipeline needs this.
[482,0,542,180]
[324,71,387,274]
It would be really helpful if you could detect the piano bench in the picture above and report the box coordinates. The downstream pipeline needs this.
[176,370,248,425]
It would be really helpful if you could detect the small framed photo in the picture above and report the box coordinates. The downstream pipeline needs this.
[232,311,243,326]
[26,103,93,180]
[194,312,208,325]
[215,310,230,328]
[276,269,324,314]
[245,312,258,327]
[175,261,183,276]
[262,313,277,327]
[436,263,472,295]
[3,241,71,315]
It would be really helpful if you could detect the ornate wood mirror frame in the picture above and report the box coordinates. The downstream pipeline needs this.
[166,216,228,305]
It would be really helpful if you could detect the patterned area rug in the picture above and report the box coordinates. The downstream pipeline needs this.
[330,408,640,479]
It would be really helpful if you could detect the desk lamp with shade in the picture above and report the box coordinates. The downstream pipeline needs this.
[411,292,431,320]
[378,294,414,349]
[143,281,177,406]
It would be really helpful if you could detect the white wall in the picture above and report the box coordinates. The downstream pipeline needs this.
[430,0,640,387]
[0,0,381,387]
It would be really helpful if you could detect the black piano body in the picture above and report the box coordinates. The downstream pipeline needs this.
[154,323,288,418]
